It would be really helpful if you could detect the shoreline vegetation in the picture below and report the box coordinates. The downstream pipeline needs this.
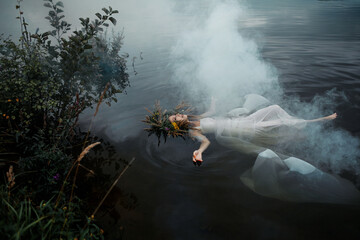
[0,1,134,239]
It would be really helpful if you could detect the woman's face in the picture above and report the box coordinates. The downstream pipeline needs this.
[169,113,188,122]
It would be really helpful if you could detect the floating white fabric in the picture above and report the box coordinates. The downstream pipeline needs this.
[199,104,307,153]
[197,94,360,204]
[241,149,360,204]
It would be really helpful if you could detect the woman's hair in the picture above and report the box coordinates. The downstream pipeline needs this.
[143,101,193,145]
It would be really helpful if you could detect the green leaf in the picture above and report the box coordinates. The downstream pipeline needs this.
[2,199,18,218]
[19,203,24,220]
[22,216,47,233]
[95,13,101,20]
[42,219,53,230]
[103,23,109,27]
[84,45,92,49]
[109,17,116,25]
[16,5,20,9]
[112,10,119,14]
[102,8,109,14]
[43,3,52,8]
[56,1,64,7]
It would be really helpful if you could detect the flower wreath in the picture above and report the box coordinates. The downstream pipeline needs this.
[143,101,193,146]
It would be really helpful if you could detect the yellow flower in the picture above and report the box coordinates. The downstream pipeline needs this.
[63,206,67,211]
[7,99,12,102]
[16,98,19,102]
[100,229,104,235]
[6,116,9,119]
[2,114,5,117]
[171,122,179,130]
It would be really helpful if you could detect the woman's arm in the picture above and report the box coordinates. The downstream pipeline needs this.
[190,130,210,166]
[198,97,217,118]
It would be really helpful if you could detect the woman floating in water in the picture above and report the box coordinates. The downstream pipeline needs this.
[143,94,360,204]
[144,94,336,165]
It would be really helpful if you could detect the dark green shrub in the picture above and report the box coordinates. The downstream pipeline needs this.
[18,149,72,198]
[0,0,129,152]
[0,1,133,239]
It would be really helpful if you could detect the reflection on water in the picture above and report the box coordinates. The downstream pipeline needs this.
[79,0,360,239]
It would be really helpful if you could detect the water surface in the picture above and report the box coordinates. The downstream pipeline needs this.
[78,0,360,239]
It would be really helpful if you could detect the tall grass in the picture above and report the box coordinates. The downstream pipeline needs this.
[2,83,135,239]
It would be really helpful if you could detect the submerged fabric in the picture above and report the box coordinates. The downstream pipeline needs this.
[199,94,360,204]
[241,149,360,204]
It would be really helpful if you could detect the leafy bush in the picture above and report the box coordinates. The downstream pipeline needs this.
[0,0,129,151]
[0,1,133,239]
[18,149,72,199]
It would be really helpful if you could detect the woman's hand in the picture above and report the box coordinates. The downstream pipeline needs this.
[193,150,203,166]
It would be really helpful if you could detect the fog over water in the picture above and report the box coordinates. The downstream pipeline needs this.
[171,1,281,103]
[170,0,360,175]
[2,0,360,239]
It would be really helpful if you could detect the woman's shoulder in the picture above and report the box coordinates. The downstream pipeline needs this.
[189,128,206,142]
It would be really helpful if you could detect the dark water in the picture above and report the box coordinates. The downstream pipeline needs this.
[80,0,360,239]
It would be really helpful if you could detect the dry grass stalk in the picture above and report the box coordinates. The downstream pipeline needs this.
[94,82,110,117]
[91,157,135,219]
[6,165,15,196]
[144,107,153,114]
[79,164,95,176]
[82,82,110,150]
[69,142,100,202]
[77,142,101,163]
[59,142,101,233]
[55,142,101,208]
[82,157,136,230]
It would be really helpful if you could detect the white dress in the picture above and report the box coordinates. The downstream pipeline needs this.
[198,95,307,153]
[197,94,360,204]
